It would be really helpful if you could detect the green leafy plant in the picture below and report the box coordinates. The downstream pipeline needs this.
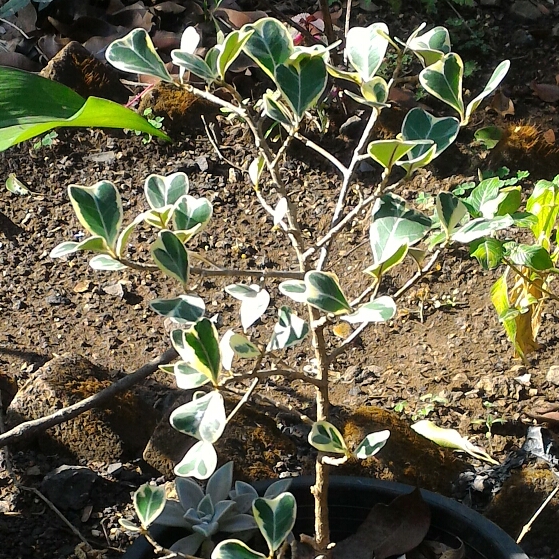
[129,108,164,144]
[32,130,58,150]
[471,402,506,453]
[50,17,509,557]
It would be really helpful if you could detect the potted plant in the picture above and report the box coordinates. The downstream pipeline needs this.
[50,15,529,559]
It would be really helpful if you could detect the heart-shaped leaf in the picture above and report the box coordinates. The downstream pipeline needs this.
[106,28,172,82]
[275,53,327,119]
[173,362,211,389]
[175,440,218,479]
[252,493,296,554]
[469,237,505,270]
[346,23,390,81]
[216,29,254,79]
[436,192,468,238]
[308,420,349,455]
[229,333,261,358]
[225,284,270,331]
[407,26,451,67]
[149,294,205,323]
[266,306,309,351]
[304,271,351,315]
[69,181,122,250]
[354,430,390,459]
[134,484,165,529]
[341,296,396,325]
[173,195,213,235]
[212,540,266,559]
[170,391,226,443]
[151,230,190,288]
[368,139,431,172]
[145,172,189,210]
[262,92,293,126]
[419,53,464,120]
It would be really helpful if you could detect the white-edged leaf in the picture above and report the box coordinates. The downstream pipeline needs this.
[273,197,288,225]
[248,155,265,188]
[151,230,190,288]
[308,420,348,455]
[278,280,306,302]
[305,271,351,315]
[341,296,396,325]
[174,362,211,389]
[451,215,514,244]
[175,440,218,479]
[212,540,266,559]
[266,306,309,351]
[149,294,205,323]
[354,430,390,459]
[252,493,296,554]
[229,333,261,358]
[346,23,390,81]
[133,484,166,529]
[225,284,270,330]
[144,172,189,210]
[89,254,127,270]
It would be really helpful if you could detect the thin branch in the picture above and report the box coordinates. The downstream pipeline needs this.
[294,132,348,175]
[227,368,322,388]
[517,481,559,543]
[0,348,177,449]
[393,249,442,299]
[225,377,260,424]
[344,0,352,63]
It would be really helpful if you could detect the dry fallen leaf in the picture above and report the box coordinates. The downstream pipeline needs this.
[490,90,515,116]
[531,80,559,103]
[543,128,556,144]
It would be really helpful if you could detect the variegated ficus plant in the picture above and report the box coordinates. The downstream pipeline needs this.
[51,17,511,559]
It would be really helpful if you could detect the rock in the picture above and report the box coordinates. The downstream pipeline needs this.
[6,354,156,462]
[41,465,98,511]
[40,41,130,103]
[510,1,543,21]
[545,365,559,386]
[143,391,296,481]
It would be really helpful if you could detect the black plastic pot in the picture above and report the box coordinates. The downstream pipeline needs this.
[123,476,529,559]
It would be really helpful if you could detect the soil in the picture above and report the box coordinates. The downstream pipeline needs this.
[1,1,559,559]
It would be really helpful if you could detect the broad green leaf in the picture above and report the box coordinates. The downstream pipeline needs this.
[266,306,309,351]
[354,430,390,459]
[242,18,293,80]
[308,420,349,455]
[363,244,408,279]
[170,391,226,443]
[464,60,510,124]
[69,181,122,250]
[465,177,501,218]
[89,254,127,270]
[419,53,464,121]
[469,238,504,270]
[507,243,554,271]
[174,362,211,389]
[229,333,261,358]
[253,493,296,554]
[278,280,307,302]
[408,26,451,67]
[367,139,430,172]
[262,92,293,126]
[171,318,221,384]
[275,53,327,119]
[474,126,503,149]
[399,108,460,165]
[225,284,270,331]
[305,271,351,315]
[494,187,522,217]
[452,215,514,243]
[149,294,205,323]
[151,230,190,288]
[436,192,467,238]
[340,296,396,325]
[106,28,172,82]
[212,540,266,559]
[145,172,189,210]
[369,194,431,267]
[411,420,498,465]
[134,484,166,529]
[6,173,30,195]
[173,195,213,236]
[346,23,389,81]
[216,29,254,79]
[171,50,217,83]
[0,89,169,151]
[174,440,218,479]
[526,178,559,249]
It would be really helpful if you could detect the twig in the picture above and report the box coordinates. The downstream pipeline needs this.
[516,482,559,543]
[344,0,352,63]
[225,377,260,424]
[393,249,442,299]
[0,348,177,449]
[201,115,246,174]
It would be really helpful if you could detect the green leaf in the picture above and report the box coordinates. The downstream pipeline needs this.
[367,139,431,172]
[369,193,432,268]
[354,430,390,459]
[174,440,218,479]
[134,484,166,529]
[171,50,216,83]
[399,108,460,165]
[363,244,408,279]
[494,187,522,217]
[216,29,254,79]
[465,177,501,218]
[145,172,189,210]
[252,493,296,554]
[452,215,514,243]
[340,296,396,325]
[173,362,211,389]
[171,318,221,384]
[490,272,519,355]
[106,28,172,82]
[275,53,327,119]
[50,236,109,259]
[526,178,559,249]
[278,280,307,303]
[149,294,205,323]
[89,254,127,271]
[346,23,390,81]
[407,26,451,67]
[464,60,510,125]
[242,18,293,80]
[266,306,309,351]
[474,126,503,149]
[6,173,30,195]
[304,271,351,315]
[308,420,349,454]
[151,230,190,288]
[173,195,213,237]
[326,64,361,85]
[507,244,554,271]
[229,333,261,358]
[69,181,122,250]
[212,540,266,559]
[419,53,464,121]
[436,192,467,238]
[225,284,270,330]
[469,238,505,270]
[170,391,226,442]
